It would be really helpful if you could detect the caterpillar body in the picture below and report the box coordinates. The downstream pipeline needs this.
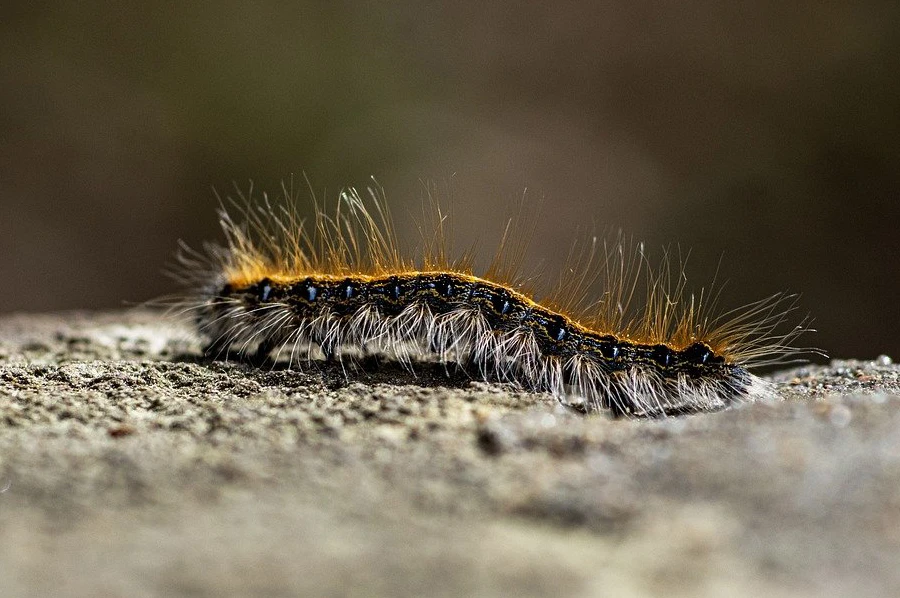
[172,183,806,417]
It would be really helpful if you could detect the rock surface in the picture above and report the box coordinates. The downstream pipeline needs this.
[1,310,898,597]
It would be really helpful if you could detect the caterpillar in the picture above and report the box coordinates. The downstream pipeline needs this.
[169,181,808,417]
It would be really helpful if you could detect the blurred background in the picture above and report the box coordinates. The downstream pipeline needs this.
[1,2,898,361]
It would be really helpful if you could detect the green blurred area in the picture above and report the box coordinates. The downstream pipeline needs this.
[1,1,898,360]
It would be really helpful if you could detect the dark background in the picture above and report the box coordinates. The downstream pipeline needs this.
[2,2,897,361]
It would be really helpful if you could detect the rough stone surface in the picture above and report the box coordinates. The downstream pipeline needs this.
[1,310,898,597]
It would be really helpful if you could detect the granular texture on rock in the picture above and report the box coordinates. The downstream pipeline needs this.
[1,310,898,597]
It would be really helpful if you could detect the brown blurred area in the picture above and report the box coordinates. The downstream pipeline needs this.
[1,1,897,360]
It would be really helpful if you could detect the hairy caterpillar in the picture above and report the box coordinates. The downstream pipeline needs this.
[170,181,808,417]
